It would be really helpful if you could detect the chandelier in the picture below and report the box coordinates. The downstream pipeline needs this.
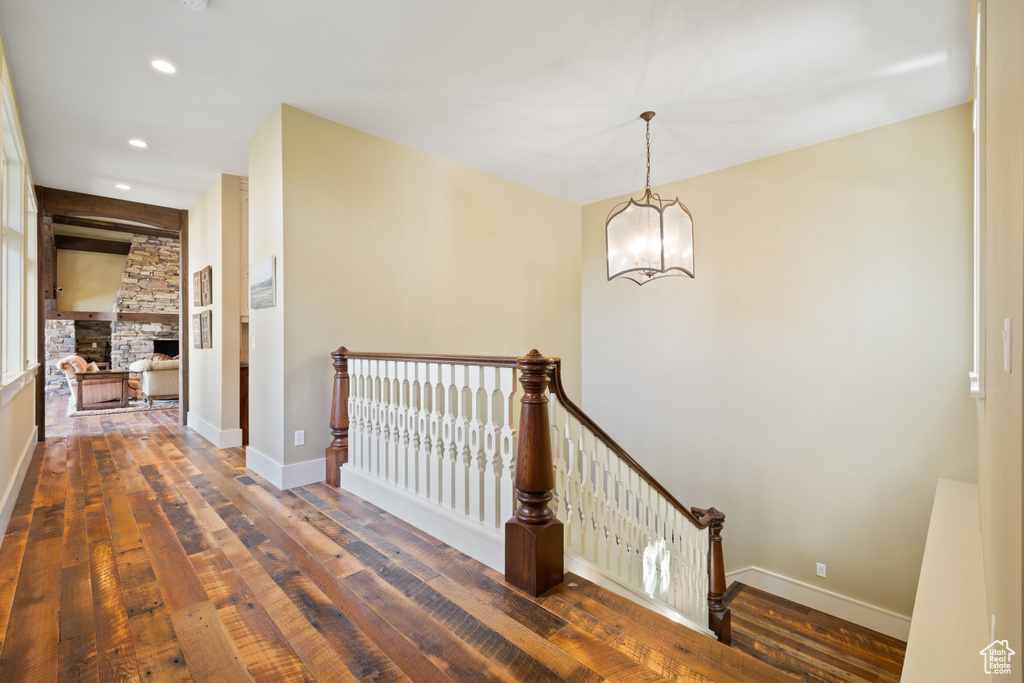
[606,111,694,285]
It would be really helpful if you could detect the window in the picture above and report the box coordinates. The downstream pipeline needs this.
[970,3,986,398]
[0,64,34,386]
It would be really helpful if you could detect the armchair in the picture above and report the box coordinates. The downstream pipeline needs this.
[56,355,142,410]
[127,358,180,405]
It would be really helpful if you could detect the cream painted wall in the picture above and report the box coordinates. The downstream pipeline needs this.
[55,249,126,311]
[247,104,582,471]
[581,105,976,617]
[0,375,37,509]
[247,106,286,469]
[978,0,1023,664]
[0,34,37,544]
[187,174,241,436]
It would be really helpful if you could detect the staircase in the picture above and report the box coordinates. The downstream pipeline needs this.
[325,347,729,643]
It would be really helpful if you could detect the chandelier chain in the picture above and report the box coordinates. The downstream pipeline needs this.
[645,118,651,190]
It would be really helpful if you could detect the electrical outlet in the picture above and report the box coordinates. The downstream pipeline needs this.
[816,563,826,578]
[294,430,305,446]
[91,342,97,348]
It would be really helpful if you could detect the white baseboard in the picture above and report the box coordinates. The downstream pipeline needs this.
[726,566,911,641]
[186,412,243,449]
[340,466,505,573]
[0,429,38,547]
[245,446,324,490]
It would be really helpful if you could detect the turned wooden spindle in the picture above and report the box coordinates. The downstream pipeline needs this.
[325,346,350,487]
[505,349,563,596]
[693,505,731,644]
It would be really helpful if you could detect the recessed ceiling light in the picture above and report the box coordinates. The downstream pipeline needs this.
[128,139,148,148]
[151,60,176,74]
[115,184,131,190]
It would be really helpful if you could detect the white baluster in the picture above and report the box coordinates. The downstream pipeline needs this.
[497,367,516,526]
[415,362,430,497]
[453,365,469,516]
[612,455,627,583]
[395,361,409,490]
[368,359,381,479]
[564,410,582,556]
[385,360,398,485]
[347,359,361,470]
[440,364,456,509]
[428,363,443,504]
[466,366,484,523]
[549,400,565,524]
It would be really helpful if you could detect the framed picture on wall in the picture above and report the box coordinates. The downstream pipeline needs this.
[200,265,213,307]
[200,310,213,349]
[249,256,276,309]
[192,314,202,349]
[192,272,202,307]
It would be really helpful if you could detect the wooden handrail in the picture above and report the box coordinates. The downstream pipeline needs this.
[340,350,519,368]
[545,358,709,530]
[546,355,730,643]
[326,346,730,643]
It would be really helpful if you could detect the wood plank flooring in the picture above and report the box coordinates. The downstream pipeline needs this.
[0,400,902,681]
[724,583,906,683]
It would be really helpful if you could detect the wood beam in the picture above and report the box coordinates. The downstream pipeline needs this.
[51,215,179,240]
[54,235,132,255]
[179,211,189,425]
[46,311,179,323]
[38,186,184,231]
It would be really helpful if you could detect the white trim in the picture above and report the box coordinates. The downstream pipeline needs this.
[186,411,243,449]
[245,446,323,490]
[340,465,505,572]
[726,566,911,641]
[0,362,38,408]
[0,427,37,549]
[901,480,989,682]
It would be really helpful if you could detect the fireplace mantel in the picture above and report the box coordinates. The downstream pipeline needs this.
[45,310,178,323]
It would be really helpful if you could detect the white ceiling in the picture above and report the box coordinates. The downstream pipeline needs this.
[0,0,972,210]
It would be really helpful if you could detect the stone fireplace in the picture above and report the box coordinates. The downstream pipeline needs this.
[110,234,180,368]
[45,233,181,397]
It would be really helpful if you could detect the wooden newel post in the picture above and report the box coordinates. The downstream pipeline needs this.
[505,349,563,596]
[693,506,731,644]
[325,347,350,487]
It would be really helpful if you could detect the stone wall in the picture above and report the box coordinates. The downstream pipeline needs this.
[114,235,180,313]
[111,322,179,369]
[75,321,112,365]
[45,319,75,396]
[111,234,180,368]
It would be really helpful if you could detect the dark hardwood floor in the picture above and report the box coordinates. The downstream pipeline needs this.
[0,398,903,681]
[724,583,906,683]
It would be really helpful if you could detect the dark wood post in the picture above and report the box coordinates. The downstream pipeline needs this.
[505,349,563,596]
[326,347,350,487]
[693,506,731,644]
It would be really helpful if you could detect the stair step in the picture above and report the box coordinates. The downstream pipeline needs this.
[545,574,797,683]
[724,583,906,682]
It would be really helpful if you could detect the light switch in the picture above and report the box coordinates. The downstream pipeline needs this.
[1004,318,1012,373]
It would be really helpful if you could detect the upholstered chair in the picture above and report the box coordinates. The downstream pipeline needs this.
[56,355,142,409]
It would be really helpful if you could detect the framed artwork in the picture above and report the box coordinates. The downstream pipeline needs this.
[200,310,213,349]
[192,314,202,349]
[192,272,201,307]
[249,256,276,309]
[200,265,213,307]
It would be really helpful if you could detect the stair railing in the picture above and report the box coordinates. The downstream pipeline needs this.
[326,346,730,643]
